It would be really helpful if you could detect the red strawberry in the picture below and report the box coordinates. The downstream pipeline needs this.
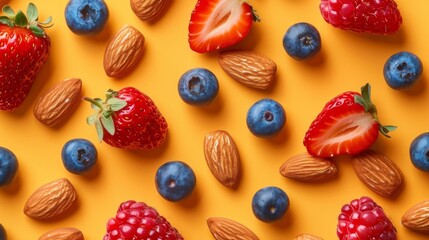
[337,196,397,239]
[303,84,396,158]
[84,87,168,150]
[0,3,52,110]
[103,200,184,240]
[319,0,402,34]
[188,0,259,53]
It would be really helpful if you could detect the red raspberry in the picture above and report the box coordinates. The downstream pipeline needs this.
[103,200,184,240]
[337,196,397,240]
[319,0,402,34]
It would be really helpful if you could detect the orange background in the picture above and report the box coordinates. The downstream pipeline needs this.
[1,0,429,239]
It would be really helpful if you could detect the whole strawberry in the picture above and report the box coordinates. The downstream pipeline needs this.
[85,87,168,150]
[0,3,52,110]
[319,0,402,34]
[303,83,396,158]
[337,196,397,239]
[103,200,184,240]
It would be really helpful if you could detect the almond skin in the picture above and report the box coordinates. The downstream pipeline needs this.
[218,50,277,90]
[130,0,169,22]
[203,130,241,189]
[279,153,338,182]
[401,200,429,233]
[24,178,78,221]
[103,25,145,78]
[33,78,82,127]
[351,149,404,198]
[207,217,259,240]
[293,233,323,240]
[39,227,84,240]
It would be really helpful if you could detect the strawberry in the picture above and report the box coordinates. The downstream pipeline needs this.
[188,0,259,53]
[319,0,402,34]
[84,87,168,150]
[303,83,396,158]
[0,3,52,110]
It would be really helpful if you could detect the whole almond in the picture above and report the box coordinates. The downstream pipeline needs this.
[103,25,145,78]
[293,233,323,240]
[401,200,429,233]
[130,0,169,22]
[218,50,277,90]
[39,227,84,240]
[351,149,404,198]
[24,178,78,221]
[33,78,82,127]
[204,130,241,189]
[279,153,337,182]
[207,217,259,240]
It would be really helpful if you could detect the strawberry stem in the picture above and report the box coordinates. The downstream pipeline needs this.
[354,83,397,138]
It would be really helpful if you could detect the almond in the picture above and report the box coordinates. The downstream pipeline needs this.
[207,217,259,240]
[279,153,338,182]
[293,233,323,240]
[103,25,145,78]
[203,130,241,189]
[401,200,429,233]
[130,0,169,22]
[217,50,277,90]
[24,178,78,221]
[351,149,404,198]
[39,227,84,240]
[33,78,82,127]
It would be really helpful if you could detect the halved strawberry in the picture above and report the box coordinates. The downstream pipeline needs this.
[303,84,396,158]
[188,0,259,53]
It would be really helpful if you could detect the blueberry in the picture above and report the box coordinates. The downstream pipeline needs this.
[384,51,423,89]
[65,0,109,35]
[0,147,18,187]
[246,98,286,137]
[410,132,429,171]
[283,22,322,60]
[61,138,97,174]
[0,224,5,240]
[155,161,196,202]
[178,68,219,105]
[252,186,289,222]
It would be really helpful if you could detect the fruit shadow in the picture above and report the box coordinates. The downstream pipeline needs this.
[336,27,406,45]
[176,183,201,208]
[396,74,427,96]
[0,170,22,194]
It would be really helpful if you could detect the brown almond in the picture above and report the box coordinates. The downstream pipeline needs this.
[279,153,337,182]
[351,149,404,198]
[293,233,323,240]
[103,25,145,78]
[203,130,241,189]
[24,178,78,221]
[401,200,429,233]
[33,78,82,127]
[130,0,169,22]
[207,217,259,240]
[218,50,277,90]
[39,227,84,240]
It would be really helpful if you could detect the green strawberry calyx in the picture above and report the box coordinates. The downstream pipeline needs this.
[354,83,397,138]
[0,2,53,37]
[84,90,128,142]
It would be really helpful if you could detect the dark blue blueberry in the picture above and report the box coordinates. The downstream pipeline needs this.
[410,132,429,171]
[0,224,6,240]
[0,147,18,187]
[155,161,196,202]
[252,186,289,222]
[65,0,109,35]
[283,22,322,60]
[178,68,219,105]
[246,98,286,137]
[62,138,97,174]
[384,51,423,89]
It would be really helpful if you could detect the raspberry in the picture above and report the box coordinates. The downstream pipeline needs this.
[319,0,402,34]
[103,200,184,240]
[337,196,397,240]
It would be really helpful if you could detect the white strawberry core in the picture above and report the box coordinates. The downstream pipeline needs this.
[201,0,243,39]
